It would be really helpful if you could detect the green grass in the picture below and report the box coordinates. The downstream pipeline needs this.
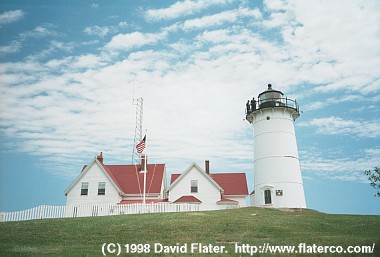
[0,207,379,256]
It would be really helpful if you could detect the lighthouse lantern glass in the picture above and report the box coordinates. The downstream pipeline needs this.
[258,89,284,108]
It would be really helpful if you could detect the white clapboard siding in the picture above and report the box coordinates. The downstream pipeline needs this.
[0,203,235,222]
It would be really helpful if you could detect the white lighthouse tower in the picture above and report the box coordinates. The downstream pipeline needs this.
[246,84,306,208]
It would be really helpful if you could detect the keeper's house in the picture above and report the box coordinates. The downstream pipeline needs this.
[168,161,248,210]
[64,152,167,206]
[65,153,249,210]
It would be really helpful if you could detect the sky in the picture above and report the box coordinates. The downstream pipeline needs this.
[0,0,379,215]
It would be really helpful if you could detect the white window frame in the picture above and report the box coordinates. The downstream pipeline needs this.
[191,180,198,193]
[81,182,89,196]
[98,182,106,195]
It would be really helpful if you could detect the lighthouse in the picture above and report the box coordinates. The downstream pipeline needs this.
[246,84,306,208]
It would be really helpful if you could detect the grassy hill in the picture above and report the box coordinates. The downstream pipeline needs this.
[0,207,379,256]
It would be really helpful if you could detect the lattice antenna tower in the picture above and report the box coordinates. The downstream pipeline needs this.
[132,97,143,164]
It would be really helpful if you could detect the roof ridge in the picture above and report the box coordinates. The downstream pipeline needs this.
[105,163,165,165]
[99,162,124,193]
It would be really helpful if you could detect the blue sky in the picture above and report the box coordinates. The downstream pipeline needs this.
[0,0,379,214]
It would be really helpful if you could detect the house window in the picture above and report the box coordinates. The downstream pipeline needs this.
[98,182,106,195]
[191,180,198,193]
[81,182,88,195]
[264,189,272,204]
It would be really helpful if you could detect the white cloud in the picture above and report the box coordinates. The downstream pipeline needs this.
[0,40,22,55]
[0,61,135,178]
[50,40,74,51]
[72,54,106,69]
[264,0,287,11]
[19,25,58,40]
[183,10,237,29]
[1,0,379,183]
[302,94,365,112]
[300,147,380,183]
[0,10,24,27]
[144,0,233,21]
[45,54,106,70]
[84,26,110,37]
[83,22,129,38]
[27,40,74,60]
[196,29,230,43]
[275,0,380,94]
[0,24,61,57]
[105,31,166,51]
[118,21,128,28]
[300,117,380,138]
[181,8,261,30]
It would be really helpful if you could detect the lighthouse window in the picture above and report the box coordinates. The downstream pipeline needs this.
[264,189,272,204]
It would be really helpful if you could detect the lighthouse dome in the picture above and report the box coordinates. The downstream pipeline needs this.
[245,83,300,124]
[258,84,284,108]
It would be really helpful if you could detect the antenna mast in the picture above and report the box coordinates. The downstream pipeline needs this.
[132,97,143,164]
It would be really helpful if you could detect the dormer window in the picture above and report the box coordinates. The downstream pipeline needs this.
[81,182,88,195]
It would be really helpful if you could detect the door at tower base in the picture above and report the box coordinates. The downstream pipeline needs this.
[254,183,306,208]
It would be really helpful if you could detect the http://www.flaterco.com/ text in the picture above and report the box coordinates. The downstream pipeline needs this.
[101,242,376,255]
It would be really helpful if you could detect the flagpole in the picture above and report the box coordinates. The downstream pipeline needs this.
[143,162,147,205]
[142,130,147,205]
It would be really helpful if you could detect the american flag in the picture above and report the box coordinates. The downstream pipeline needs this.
[136,135,146,154]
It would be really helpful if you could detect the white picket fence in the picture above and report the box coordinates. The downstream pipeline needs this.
[0,203,204,222]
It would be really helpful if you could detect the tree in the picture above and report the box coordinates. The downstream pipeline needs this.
[364,166,380,197]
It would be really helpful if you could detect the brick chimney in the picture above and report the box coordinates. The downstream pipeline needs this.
[205,160,210,174]
[97,152,104,164]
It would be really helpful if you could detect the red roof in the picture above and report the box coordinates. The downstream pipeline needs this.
[170,172,248,195]
[170,174,181,184]
[209,173,248,195]
[217,198,238,204]
[84,163,165,195]
[119,199,168,204]
[174,196,202,203]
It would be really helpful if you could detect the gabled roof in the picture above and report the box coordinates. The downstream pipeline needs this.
[170,171,248,196]
[64,158,122,195]
[217,198,239,205]
[65,158,165,195]
[103,164,165,195]
[170,173,181,184]
[168,162,223,193]
[209,173,248,195]
[119,199,168,204]
[174,196,202,203]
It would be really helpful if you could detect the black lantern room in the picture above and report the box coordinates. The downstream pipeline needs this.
[245,84,300,123]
